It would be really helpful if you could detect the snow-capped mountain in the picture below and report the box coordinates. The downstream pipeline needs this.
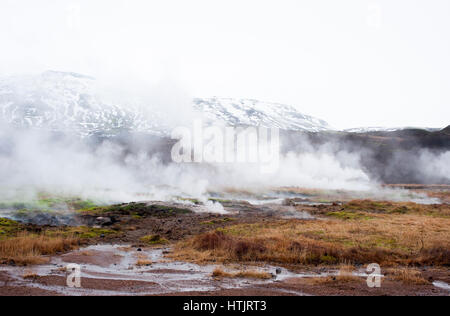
[0,71,332,136]
[194,97,331,132]
[0,71,164,137]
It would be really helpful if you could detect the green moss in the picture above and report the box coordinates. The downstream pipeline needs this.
[77,206,109,214]
[46,226,117,239]
[373,237,398,249]
[79,203,192,217]
[327,211,372,220]
[0,218,19,227]
[0,217,22,238]
[208,198,233,204]
[201,217,236,225]
[177,197,202,205]
[320,255,338,264]
[139,234,168,245]
[0,194,99,212]
[389,207,408,214]
[201,221,215,226]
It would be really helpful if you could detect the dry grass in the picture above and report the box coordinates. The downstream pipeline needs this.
[386,268,430,285]
[170,206,450,266]
[212,267,272,279]
[22,270,39,280]
[341,200,450,217]
[0,232,79,266]
[136,259,153,266]
[134,252,152,266]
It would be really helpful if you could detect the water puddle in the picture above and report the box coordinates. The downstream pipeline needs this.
[433,281,450,291]
[0,244,321,296]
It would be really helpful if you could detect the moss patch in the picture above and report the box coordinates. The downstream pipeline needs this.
[78,203,192,217]
[0,218,22,238]
[45,226,117,240]
[326,211,372,221]
[139,234,168,245]
[200,218,236,225]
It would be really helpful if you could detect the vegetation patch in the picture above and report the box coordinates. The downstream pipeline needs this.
[0,194,99,212]
[200,218,235,226]
[0,232,79,266]
[45,226,117,240]
[385,268,430,285]
[326,211,372,220]
[139,234,168,245]
[0,218,22,238]
[136,259,153,266]
[177,197,202,205]
[342,200,450,217]
[170,212,450,266]
[208,198,233,204]
[212,267,272,279]
[78,203,192,217]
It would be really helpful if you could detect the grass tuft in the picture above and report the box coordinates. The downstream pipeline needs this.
[0,232,79,266]
[212,267,272,279]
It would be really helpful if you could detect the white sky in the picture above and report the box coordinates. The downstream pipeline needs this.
[1,0,449,129]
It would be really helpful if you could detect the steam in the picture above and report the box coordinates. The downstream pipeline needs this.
[0,74,448,210]
[0,121,444,209]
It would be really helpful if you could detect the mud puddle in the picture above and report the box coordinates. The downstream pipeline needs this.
[0,245,326,296]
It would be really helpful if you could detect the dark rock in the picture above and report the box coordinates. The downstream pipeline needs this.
[275,268,282,274]
[95,217,113,226]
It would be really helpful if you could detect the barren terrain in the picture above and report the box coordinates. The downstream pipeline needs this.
[0,186,449,296]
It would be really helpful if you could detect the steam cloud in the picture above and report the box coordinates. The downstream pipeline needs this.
[0,74,447,208]
[0,121,445,207]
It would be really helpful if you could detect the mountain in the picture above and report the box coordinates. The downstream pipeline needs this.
[0,71,332,136]
[0,71,163,137]
[193,97,331,132]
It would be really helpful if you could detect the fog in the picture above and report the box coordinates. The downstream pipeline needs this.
[0,120,444,208]
[1,0,449,129]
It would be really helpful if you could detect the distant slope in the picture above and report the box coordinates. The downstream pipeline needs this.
[194,97,331,132]
[0,71,332,136]
[0,71,163,137]
[345,126,441,133]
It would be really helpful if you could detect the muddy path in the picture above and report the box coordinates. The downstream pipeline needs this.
[0,244,309,296]
[0,244,448,296]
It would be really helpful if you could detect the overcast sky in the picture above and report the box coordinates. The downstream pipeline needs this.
[1,0,449,129]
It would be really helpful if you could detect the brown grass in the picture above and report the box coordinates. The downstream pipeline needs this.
[341,200,450,217]
[386,268,430,285]
[136,259,153,266]
[170,207,450,266]
[212,267,272,279]
[0,232,79,266]
[22,270,39,280]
